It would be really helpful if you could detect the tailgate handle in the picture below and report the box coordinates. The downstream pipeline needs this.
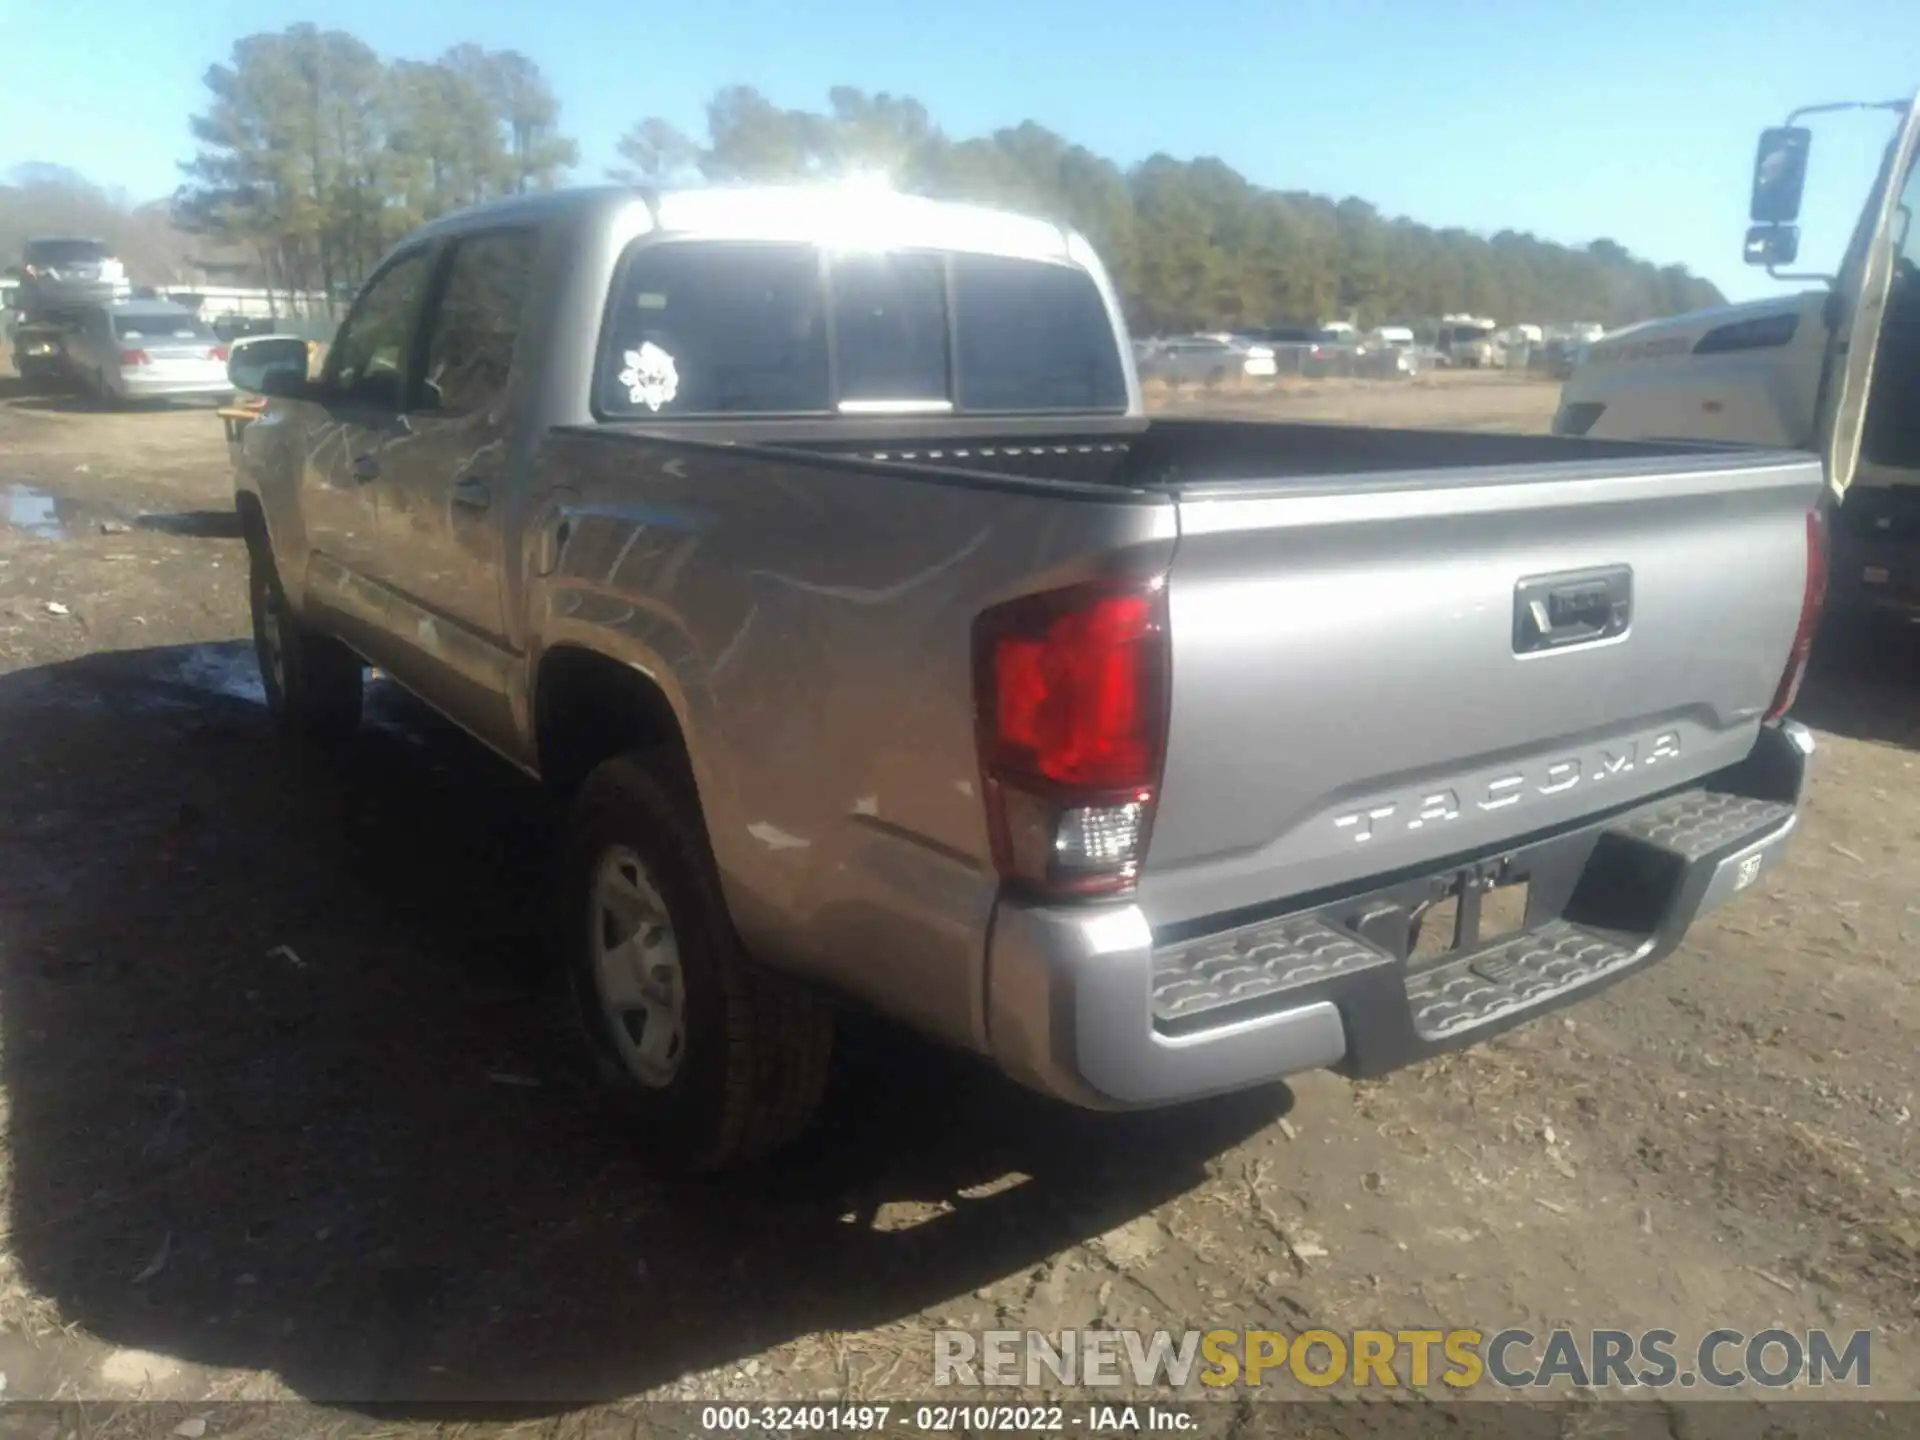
[1514,566,1632,654]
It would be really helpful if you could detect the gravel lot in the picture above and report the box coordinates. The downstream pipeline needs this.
[0,370,1913,1431]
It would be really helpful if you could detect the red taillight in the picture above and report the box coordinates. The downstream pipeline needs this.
[210,345,229,362]
[974,579,1170,898]
[119,348,150,368]
[1765,507,1829,722]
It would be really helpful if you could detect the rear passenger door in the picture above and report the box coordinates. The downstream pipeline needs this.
[371,227,540,750]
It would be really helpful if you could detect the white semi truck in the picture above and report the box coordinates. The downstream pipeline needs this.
[1556,90,1920,623]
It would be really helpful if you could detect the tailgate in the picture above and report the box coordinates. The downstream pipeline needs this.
[1141,451,1824,927]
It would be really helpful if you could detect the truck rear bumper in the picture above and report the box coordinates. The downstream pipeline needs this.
[985,721,1812,1110]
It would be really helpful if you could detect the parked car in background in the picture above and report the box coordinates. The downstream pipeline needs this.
[1352,326,1421,377]
[1236,325,1313,374]
[1137,333,1276,384]
[1356,343,1421,378]
[1245,325,1317,346]
[1539,337,1587,379]
[18,237,129,313]
[1304,326,1360,371]
[211,314,285,344]
[1495,324,1543,369]
[1536,323,1608,380]
[1242,326,1365,376]
[1437,317,1502,368]
[63,302,231,404]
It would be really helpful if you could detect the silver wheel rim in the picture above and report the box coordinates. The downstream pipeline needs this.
[590,846,687,1088]
[255,582,287,695]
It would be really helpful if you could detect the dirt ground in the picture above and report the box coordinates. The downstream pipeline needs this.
[0,371,1914,1432]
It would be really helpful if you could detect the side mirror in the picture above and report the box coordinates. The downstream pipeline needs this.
[1751,126,1811,225]
[228,336,311,398]
[1744,224,1801,268]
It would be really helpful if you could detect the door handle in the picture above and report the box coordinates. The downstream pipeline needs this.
[351,453,380,482]
[451,478,492,511]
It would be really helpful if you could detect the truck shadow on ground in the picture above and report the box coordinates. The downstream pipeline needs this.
[0,374,106,415]
[134,509,245,539]
[0,643,1285,1410]
[1795,614,1920,751]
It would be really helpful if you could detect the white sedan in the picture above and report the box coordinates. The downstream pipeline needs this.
[64,303,233,404]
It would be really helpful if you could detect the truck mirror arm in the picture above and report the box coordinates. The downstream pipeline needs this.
[1785,98,1910,127]
[1765,265,1838,287]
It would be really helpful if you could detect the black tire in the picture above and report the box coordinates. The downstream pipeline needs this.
[248,541,363,742]
[558,752,833,1173]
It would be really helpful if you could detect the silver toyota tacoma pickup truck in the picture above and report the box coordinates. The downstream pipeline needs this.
[227,184,1827,1171]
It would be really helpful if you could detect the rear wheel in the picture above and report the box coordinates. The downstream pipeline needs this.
[558,752,833,1173]
[248,542,362,741]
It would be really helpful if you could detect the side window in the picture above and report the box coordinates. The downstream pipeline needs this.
[326,250,431,410]
[420,230,541,419]
[830,252,949,405]
[953,255,1127,413]
[1892,154,1920,280]
[600,242,828,417]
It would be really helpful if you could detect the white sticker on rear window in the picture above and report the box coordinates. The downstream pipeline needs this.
[619,342,678,412]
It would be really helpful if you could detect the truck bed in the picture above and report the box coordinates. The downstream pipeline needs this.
[558,414,1820,930]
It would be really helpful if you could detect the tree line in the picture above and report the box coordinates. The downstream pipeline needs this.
[176,26,575,305]
[170,27,1723,329]
[1,166,195,284]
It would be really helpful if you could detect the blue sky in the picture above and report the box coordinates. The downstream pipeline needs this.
[2,0,1915,304]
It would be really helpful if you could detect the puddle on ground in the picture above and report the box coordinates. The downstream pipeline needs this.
[3,483,69,540]
[0,644,266,716]
[172,643,267,705]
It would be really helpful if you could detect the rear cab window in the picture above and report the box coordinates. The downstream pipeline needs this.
[950,254,1127,412]
[831,252,950,408]
[597,240,1125,419]
[599,242,830,417]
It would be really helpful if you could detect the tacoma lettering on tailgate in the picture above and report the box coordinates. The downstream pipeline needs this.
[1333,730,1682,844]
